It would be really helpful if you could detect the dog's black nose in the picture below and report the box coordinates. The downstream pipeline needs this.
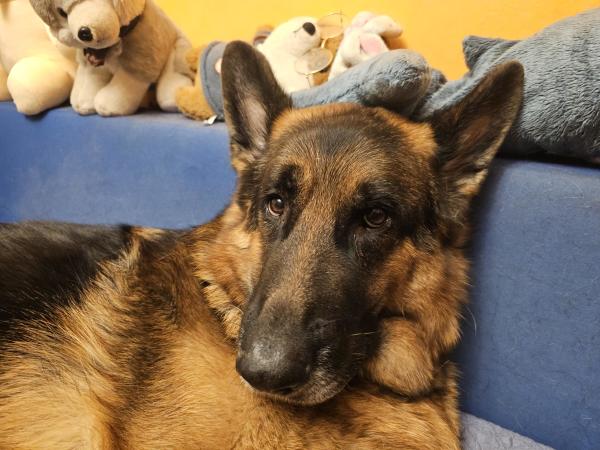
[78,26,94,42]
[302,22,316,36]
[236,340,311,394]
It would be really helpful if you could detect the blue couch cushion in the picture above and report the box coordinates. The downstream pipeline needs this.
[1,102,599,449]
[457,157,600,449]
[0,103,235,228]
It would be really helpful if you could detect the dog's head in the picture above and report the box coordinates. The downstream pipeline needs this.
[218,41,523,405]
[29,0,145,48]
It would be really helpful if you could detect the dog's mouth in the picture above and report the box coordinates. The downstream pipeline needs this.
[276,362,359,406]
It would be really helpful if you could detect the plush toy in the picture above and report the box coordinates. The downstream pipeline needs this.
[176,42,225,122]
[28,0,193,116]
[0,0,76,115]
[256,16,322,93]
[329,11,403,80]
[177,38,443,124]
[176,18,346,122]
[176,25,279,122]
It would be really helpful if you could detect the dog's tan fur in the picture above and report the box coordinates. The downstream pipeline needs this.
[0,42,523,448]
[0,222,461,449]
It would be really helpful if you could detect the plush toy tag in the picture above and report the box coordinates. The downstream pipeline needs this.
[203,115,218,125]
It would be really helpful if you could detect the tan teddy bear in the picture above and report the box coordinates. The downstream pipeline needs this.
[28,0,193,116]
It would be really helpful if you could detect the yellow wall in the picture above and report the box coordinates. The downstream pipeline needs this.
[156,0,598,79]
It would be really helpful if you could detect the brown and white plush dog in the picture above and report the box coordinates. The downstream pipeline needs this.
[0,42,523,448]
[28,0,193,116]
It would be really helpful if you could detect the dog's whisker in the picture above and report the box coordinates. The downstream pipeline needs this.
[464,306,477,335]
[349,331,377,337]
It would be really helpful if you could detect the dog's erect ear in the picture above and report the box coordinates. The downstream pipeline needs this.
[221,41,291,172]
[431,61,524,227]
[29,0,59,28]
[113,0,145,25]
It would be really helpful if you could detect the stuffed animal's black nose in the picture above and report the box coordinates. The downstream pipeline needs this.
[302,22,316,36]
[78,27,94,42]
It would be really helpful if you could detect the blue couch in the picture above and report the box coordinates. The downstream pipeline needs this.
[1,102,598,449]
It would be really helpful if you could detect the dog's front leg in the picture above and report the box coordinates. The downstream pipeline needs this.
[70,61,111,116]
[94,69,149,116]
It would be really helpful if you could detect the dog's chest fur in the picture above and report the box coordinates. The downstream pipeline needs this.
[0,223,458,449]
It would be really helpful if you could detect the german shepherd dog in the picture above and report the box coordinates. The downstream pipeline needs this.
[0,42,523,449]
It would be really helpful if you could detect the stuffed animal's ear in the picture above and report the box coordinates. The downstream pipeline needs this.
[113,0,145,25]
[221,41,291,172]
[29,0,60,28]
[359,34,388,56]
[363,15,403,38]
[431,61,524,229]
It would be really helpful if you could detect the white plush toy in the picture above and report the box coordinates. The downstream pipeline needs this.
[329,11,403,80]
[28,0,193,116]
[257,16,321,93]
[0,0,76,115]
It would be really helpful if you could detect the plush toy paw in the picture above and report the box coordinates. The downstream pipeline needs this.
[70,90,97,115]
[8,57,73,115]
[156,45,194,112]
[94,86,139,117]
[175,85,215,121]
[93,70,148,116]
[69,63,111,115]
[157,72,193,112]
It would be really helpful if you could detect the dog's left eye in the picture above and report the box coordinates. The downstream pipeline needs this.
[57,7,68,18]
[267,196,285,217]
[363,208,388,228]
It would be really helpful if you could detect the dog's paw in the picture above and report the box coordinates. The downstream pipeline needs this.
[94,87,139,117]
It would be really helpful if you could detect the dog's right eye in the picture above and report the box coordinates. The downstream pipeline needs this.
[57,7,68,18]
[363,208,389,229]
[267,196,285,217]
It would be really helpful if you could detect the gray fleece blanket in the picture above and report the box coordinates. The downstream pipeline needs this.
[462,414,553,450]
[417,8,600,162]
[292,50,445,117]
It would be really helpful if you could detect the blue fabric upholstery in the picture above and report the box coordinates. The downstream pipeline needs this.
[457,158,600,450]
[0,103,235,227]
[1,102,599,449]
